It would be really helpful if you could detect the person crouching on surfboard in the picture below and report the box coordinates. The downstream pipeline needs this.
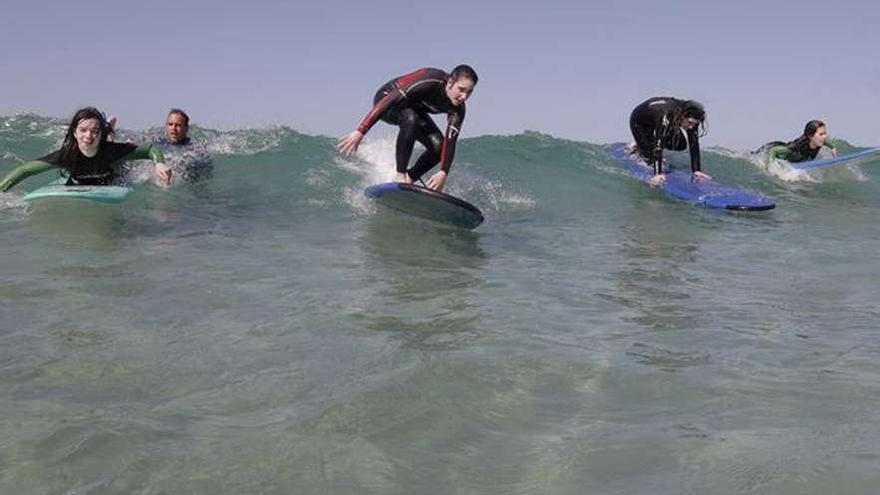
[0,107,171,192]
[757,120,838,163]
[337,65,478,192]
[628,97,708,186]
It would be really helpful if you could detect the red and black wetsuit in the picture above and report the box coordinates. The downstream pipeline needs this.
[357,68,466,180]
[629,97,702,174]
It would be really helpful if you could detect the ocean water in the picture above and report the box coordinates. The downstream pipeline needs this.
[2,114,880,494]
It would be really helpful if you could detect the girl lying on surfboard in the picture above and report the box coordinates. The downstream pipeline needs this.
[0,107,171,192]
[757,120,838,163]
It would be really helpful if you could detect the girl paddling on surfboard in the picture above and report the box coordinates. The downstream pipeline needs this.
[337,65,478,193]
[0,107,172,192]
[758,120,838,163]
[628,97,709,186]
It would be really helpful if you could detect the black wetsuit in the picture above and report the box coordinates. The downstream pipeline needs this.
[629,97,701,174]
[40,142,140,185]
[759,138,833,163]
[0,143,163,191]
[357,68,466,180]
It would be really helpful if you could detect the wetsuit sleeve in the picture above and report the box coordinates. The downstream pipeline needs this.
[126,144,166,164]
[687,128,701,173]
[357,69,444,135]
[0,160,56,192]
[356,90,404,135]
[765,145,794,161]
[440,107,465,173]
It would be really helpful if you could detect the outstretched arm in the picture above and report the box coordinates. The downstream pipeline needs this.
[338,89,407,157]
[0,160,55,192]
[126,144,172,184]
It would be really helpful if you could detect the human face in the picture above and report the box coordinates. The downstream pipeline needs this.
[445,77,476,107]
[74,118,102,157]
[165,113,189,143]
[681,117,701,130]
[810,126,827,149]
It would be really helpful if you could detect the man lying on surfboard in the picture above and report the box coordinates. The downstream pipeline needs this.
[628,97,709,186]
[337,65,478,193]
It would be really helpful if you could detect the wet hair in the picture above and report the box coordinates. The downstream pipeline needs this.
[60,107,111,164]
[449,64,478,85]
[801,119,826,139]
[167,108,190,126]
[786,119,826,156]
[681,100,706,121]
[675,99,707,137]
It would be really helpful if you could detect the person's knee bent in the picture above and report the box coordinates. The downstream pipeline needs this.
[426,133,442,155]
[398,108,419,132]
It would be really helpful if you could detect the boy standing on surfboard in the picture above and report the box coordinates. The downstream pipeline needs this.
[337,65,478,193]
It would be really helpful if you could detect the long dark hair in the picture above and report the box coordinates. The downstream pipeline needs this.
[60,107,111,164]
[673,99,708,137]
[786,119,825,155]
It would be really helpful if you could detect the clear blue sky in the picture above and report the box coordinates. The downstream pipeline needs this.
[2,0,877,148]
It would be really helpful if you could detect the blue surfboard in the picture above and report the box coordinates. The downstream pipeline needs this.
[609,142,775,211]
[364,182,484,229]
[788,147,880,170]
[23,178,132,204]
